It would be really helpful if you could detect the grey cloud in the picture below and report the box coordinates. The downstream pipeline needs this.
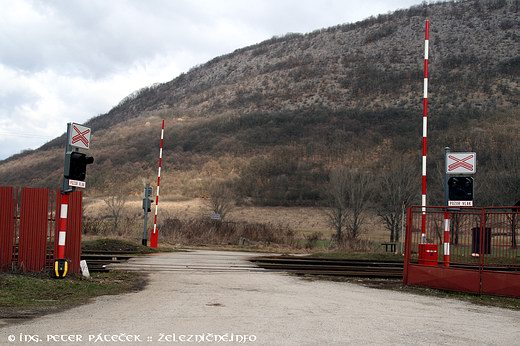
[2,0,244,78]
[0,89,39,113]
[0,0,427,160]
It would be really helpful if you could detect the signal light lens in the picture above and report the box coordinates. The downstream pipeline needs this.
[448,177,474,201]
[64,151,94,181]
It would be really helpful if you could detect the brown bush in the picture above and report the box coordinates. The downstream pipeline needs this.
[334,238,376,252]
[305,231,323,249]
[83,212,141,238]
[158,217,297,247]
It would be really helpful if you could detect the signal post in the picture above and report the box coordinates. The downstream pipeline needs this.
[142,183,154,246]
[445,150,476,207]
[442,148,476,267]
[54,122,94,278]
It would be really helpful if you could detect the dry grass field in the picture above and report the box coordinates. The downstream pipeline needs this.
[84,196,391,244]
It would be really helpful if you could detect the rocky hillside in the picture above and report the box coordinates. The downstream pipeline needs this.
[0,0,518,206]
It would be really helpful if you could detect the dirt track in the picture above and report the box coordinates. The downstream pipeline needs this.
[1,251,519,345]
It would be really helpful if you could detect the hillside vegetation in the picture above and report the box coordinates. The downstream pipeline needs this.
[0,0,518,208]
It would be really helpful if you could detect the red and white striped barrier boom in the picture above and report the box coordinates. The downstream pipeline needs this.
[421,19,430,243]
[150,119,165,248]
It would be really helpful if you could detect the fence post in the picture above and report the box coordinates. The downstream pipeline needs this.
[443,211,450,267]
[479,208,487,269]
[403,207,413,285]
[512,203,519,249]
[479,208,486,291]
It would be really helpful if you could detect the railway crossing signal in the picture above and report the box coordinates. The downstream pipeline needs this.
[444,148,476,207]
[55,122,93,278]
[142,184,154,246]
[64,151,94,181]
[70,123,91,149]
[446,152,476,174]
[448,176,474,205]
[142,185,154,213]
[62,123,94,192]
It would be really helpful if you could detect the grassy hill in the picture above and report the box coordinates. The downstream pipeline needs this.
[0,0,518,207]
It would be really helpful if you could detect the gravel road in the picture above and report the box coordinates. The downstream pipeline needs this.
[1,250,518,345]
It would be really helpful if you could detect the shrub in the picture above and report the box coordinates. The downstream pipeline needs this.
[158,217,298,247]
[305,231,323,249]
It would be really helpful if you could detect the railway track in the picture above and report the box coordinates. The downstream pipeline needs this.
[82,252,519,276]
[249,256,404,279]
[82,252,405,277]
[250,256,520,279]
[81,251,135,272]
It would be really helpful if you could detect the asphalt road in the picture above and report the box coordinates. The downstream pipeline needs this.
[1,250,519,345]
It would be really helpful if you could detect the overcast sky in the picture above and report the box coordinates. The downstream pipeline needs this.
[0,0,427,160]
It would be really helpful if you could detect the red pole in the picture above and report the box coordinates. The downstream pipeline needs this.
[420,19,430,243]
[54,192,69,278]
[57,193,69,259]
[443,211,450,267]
[150,119,165,248]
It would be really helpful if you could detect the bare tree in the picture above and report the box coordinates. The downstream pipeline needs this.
[324,167,372,243]
[324,167,349,242]
[345,171,372,240]
[206,181,235,221]
[478,145,519,248]
[377,156,418,242]
[491,145,520,205]
[103,187,128,233]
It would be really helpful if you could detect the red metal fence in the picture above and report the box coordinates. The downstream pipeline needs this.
[404,206,520,298]
[0,187,15,270]
[0,186,82,274]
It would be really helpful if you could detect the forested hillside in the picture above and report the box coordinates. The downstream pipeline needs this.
[0,0,518,207]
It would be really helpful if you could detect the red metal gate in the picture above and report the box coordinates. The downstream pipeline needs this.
[18,188,49,271]
[0,186,15,270]
[404,206,520,298]
[0,186,82,274]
